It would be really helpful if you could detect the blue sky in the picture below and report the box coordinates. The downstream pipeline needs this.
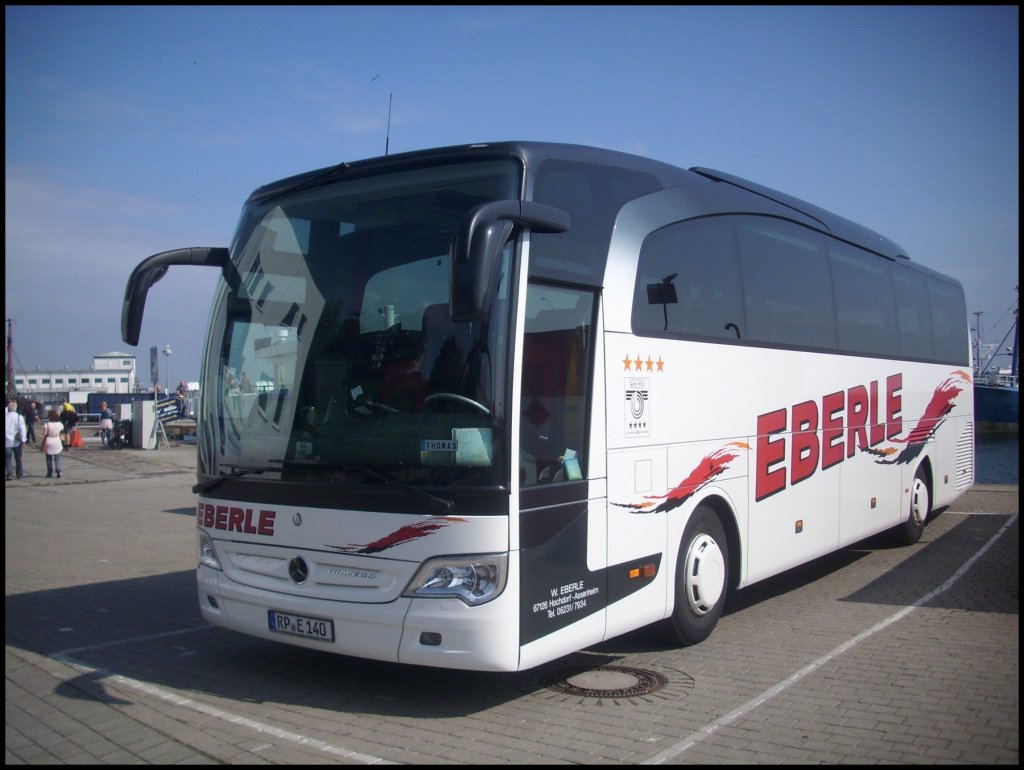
[5,5,1019,386]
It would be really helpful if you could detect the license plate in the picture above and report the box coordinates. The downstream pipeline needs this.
[267,610,335,642]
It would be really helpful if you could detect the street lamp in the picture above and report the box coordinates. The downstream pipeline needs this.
[162,345,172,396]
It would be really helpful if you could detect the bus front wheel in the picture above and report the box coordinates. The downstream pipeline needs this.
[661,505,729,646]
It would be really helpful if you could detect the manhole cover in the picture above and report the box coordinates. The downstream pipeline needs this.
[539,665,668,698]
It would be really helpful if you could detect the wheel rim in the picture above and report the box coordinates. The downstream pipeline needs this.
[910,476,930,527]
[684,533,725,616]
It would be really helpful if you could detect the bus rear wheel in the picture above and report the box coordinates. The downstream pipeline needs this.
[894,467,930,546]
[661,505,729,646]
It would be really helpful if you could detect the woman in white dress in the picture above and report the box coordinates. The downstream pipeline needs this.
[42,409,64,478]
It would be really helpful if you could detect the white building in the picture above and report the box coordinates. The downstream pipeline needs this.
[13,351,139,396]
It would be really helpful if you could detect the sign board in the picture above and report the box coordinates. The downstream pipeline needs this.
[150,346,159,386]
[156,397,182,424]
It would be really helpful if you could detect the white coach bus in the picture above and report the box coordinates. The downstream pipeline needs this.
[122,141,974,671]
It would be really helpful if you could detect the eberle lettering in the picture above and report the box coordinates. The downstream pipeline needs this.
[755,374,902,501]
[197,502,276,536]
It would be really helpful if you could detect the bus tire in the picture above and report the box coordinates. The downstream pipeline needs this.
[661,505,729,646]
[895,467,930,546]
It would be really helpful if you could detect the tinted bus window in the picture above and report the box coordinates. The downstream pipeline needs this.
[928,276,970,364]
[530,161,661,284]
[829,241,899,357]
[735,217,836,349]
[892,263,934,360]
[633,217,744,339]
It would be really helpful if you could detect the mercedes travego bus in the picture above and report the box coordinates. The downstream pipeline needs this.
[122,141,974,671]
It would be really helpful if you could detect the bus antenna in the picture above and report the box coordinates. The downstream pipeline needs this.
[385,92,393,156]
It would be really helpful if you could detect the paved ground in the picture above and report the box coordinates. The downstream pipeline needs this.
[5,440,1019,764]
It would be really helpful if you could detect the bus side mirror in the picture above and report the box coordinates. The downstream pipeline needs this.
[122,247,232,346]
[450,200,569,321]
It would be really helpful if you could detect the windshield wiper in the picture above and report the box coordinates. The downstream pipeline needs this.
[192,464,275,494]
[359,466,455,514]
[279,459,455,514]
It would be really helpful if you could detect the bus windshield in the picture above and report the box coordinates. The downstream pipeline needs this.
[199,160,520,492]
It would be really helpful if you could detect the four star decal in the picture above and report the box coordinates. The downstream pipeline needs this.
[622,354,665,372]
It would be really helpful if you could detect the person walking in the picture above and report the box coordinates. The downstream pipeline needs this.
[41,409,65,479]
[175,380,189,419]
[5,400,28,480]
[24,400,39,443]
[60,400,78,449]
[98,401,114,447]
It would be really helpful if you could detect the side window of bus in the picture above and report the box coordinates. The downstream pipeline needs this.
[632,215,966,365]
[927,275,970,364]
[632,218,743,339]
[829,241,899,357]
[736,218,837,349]
[891,264,935,360]
[634,215,840,348]
[520,284,595,486]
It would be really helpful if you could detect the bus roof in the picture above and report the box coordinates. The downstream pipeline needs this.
[247,141,910,262]
[690,167,909,260]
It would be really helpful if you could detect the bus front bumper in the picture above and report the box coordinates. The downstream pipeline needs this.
[197,565,522,671]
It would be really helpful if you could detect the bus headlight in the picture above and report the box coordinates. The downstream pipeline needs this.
[197,529,222,570]
[404,554,508,605]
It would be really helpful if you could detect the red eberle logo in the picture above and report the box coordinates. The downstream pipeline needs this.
[756,370,970,501]
[197,503,276,535]
[612,370,970,512]
[862,370,972,466]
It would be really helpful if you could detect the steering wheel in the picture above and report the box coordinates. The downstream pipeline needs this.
[423,392,491,415]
